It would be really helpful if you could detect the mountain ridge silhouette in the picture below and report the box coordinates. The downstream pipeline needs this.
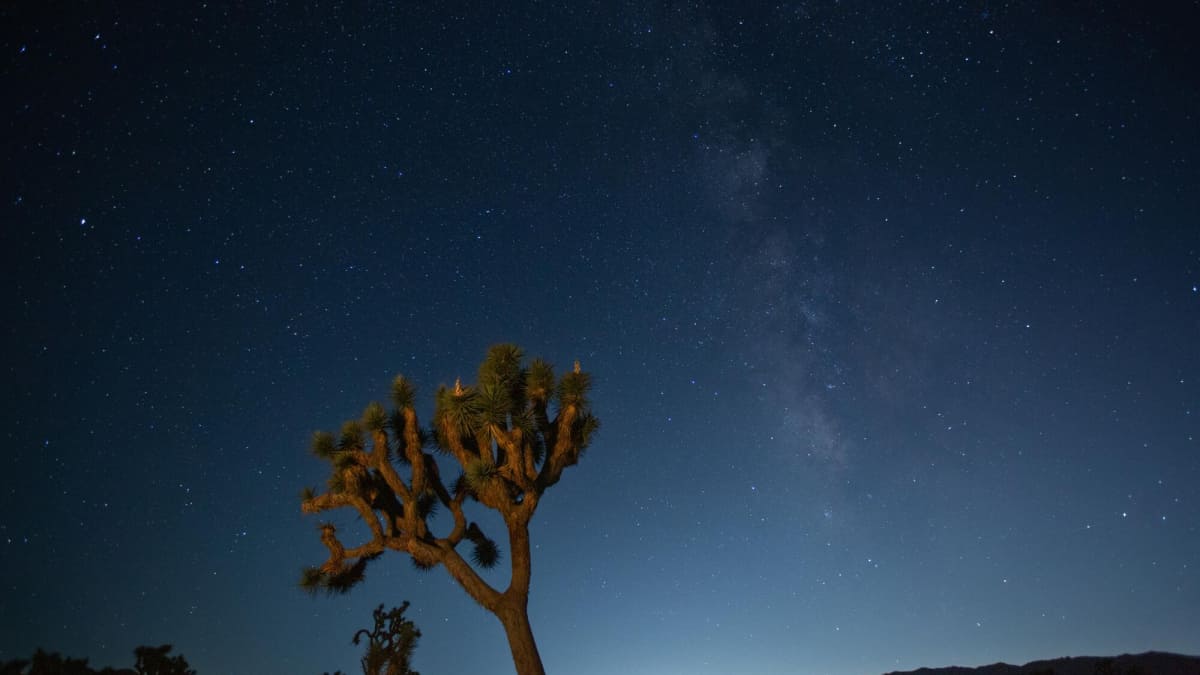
[884,651,1200,675]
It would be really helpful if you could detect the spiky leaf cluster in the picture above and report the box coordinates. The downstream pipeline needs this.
[363,401,389,433]
[557,369,591,407]
[464,459,496,491]
[338,420,365,451]
[428,345,597,455]
[465,522,501,569]
[390,375,415,410]
[572,412,601,450]
[434,382,481,438]
[299,557,371,595]
[471,537,501,569]
[525,358,555,403]
[311,431,337,459]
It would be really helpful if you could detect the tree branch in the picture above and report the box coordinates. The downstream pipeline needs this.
[430,539,502,611]
[371,432,414,506]
[400,408,426,494]
[301,491,355,514]
[536,404,580,491]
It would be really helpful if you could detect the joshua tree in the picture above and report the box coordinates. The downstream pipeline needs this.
[354,602,421,675]
[300,344,599,675]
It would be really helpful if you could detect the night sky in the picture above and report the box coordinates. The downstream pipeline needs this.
[3,2,1199,674]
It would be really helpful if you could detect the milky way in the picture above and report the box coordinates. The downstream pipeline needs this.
[3,3,1198,674]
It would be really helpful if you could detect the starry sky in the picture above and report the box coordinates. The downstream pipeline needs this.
[2,2,1199,674]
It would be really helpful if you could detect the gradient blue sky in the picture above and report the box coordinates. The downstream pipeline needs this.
[2,2,1198,674]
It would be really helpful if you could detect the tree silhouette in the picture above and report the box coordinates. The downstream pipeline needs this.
[1,649,97,675]
[354,603,421,675]
[300,344,599,675]
[0,645,191,675]
[132,646,193,675]
[30,649,94,675]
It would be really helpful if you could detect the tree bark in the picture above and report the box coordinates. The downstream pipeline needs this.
[497,519,543,675]
[497,602,545,675]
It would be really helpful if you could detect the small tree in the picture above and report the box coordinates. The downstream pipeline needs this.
[354,603,421,675]
[133,645,194,675]
[300,344,599,675]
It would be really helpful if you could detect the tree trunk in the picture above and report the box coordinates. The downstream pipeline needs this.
[498,500,542,673]
[497,602,545,675]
